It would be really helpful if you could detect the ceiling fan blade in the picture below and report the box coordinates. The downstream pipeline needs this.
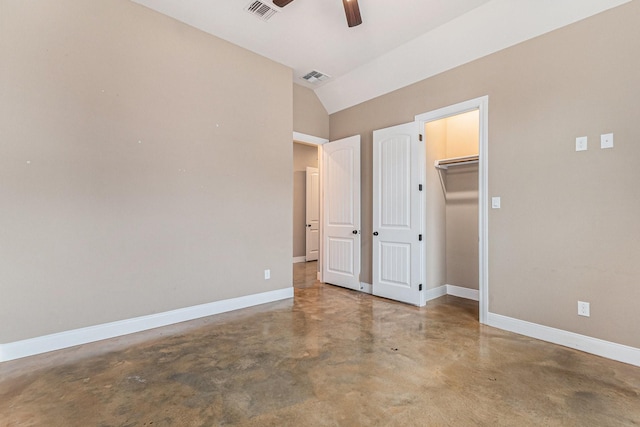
[272,0,295,7]
[342,0,362,27]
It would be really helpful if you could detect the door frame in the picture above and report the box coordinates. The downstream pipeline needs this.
[414,96,489,324]
[293,132,328,282]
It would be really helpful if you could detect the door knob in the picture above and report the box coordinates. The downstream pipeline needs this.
[352,230,358,234]
[373,231,379,236]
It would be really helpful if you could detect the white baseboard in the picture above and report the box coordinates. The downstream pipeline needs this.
[0,287,294,363]
[359,282,372,294]
[487,312,640,367]
[292,256,306,263]
[424,285,447,302]
[446,284,479,301]
[424,284,479,302]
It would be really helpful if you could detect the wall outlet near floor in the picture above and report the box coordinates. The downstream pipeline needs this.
[578,301,590,317]
[264,269,271,280]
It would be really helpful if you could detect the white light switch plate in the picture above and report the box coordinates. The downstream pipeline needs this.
[576,136,588,152]
[601,133,614,149]
[491,197,501,209]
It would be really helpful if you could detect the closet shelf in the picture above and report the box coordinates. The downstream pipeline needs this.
[434,155,479,170]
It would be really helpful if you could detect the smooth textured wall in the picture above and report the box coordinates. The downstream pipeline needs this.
[0,0,293,343]
[424,121,447,290]
[330,2,640,348]
[293,143,318,258]
[293,84,329,139]
[445,166,478,290]
[444,112,479,290]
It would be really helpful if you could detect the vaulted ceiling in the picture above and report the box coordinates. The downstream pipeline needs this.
[132,0,630,113]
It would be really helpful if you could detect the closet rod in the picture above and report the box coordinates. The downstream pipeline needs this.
[434,154,479,170]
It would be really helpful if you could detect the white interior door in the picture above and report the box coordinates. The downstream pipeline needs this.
[322,135,361,291]
[372,122,423,305]
[305,166,319,261]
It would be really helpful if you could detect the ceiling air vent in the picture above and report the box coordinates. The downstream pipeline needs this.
[245,1,278,21]
[301,70,331,84]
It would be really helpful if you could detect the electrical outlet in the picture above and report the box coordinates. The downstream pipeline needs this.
[578,301,590,317]
[264,269,271,280]
[576,136,588,152]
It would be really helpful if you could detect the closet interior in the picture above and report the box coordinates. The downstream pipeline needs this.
[424,110,480,299]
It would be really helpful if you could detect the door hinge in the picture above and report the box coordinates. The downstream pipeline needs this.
[419,284,423,291]
[418,184,423,191]
[418,234,423,241]
[418,134,423,141]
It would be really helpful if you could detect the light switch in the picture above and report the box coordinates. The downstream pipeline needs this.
[492,197,501,209]
[601,133,614,149]
[576,136,588,152]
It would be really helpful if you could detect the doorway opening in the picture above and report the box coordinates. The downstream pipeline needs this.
[293,141,319,264]
[426,110,480,299]
[416,96,489,323]
[292,132,328,285]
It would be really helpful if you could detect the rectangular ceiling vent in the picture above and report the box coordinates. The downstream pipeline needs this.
[245,1,278,21]
[301,70,331,84]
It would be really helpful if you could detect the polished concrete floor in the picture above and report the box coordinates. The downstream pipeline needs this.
[2,261,639,426]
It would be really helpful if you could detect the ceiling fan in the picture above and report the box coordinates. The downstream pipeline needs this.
[272,0,362,27]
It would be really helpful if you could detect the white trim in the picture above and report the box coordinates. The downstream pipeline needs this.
[446,285,479,301]
[424,285,447,302]
[292,256,306,263]
[359,282,372,294]
[487,312,640,368]
[423,285,478,302]
[293,131,328,146]
[415,96,489,323]
[0,287,294,363]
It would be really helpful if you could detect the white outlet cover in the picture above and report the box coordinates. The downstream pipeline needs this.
[576,136,588,152]
[491,197,501,209]
[601,133,614,149]
[578,301,590,317]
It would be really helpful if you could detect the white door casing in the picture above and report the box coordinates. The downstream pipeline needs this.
[322,135,361,291]
[372,122,423,306]
[305,166,320,261]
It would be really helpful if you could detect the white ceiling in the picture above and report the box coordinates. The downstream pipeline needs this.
[132,0,630,114]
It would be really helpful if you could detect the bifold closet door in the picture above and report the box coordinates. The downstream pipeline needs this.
[372,122,423,305]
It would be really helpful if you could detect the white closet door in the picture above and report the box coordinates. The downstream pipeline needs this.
[305,166,319,261]
[322,135,361,291]
[372,122,422,305]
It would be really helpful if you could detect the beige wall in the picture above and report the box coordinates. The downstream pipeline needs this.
[424,121,447,290]
[444,112,479,290]
[445,166,478,290]
[293,143,319,258]
[330,2,640,348]
[0,0,293,343]
[293,84,330,139]
[445,111,479,159]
